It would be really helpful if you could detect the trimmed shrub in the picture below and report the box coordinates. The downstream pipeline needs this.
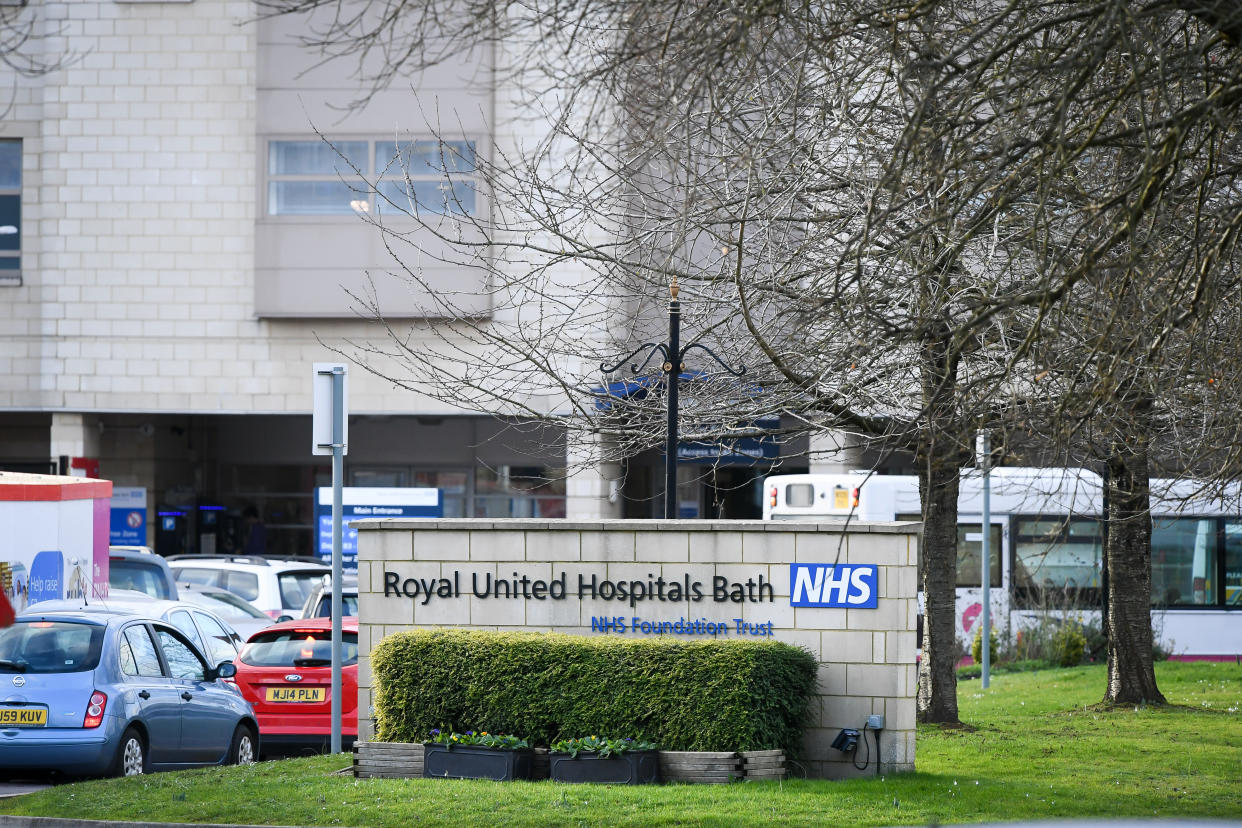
[1052,621,1087,667]
[371,629,817,755]
[971,626,998,666]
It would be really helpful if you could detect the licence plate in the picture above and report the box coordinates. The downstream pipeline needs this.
[0,707,46,726]
[265,687,325,703]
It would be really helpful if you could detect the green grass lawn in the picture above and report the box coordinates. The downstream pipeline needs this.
[3,661,1240,826]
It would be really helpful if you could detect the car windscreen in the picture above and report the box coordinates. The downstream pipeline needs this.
[239,629,358,667]
[0,621,105,673]
[110,559,172,599]
[278,571,330,611]
[312,595,358,618]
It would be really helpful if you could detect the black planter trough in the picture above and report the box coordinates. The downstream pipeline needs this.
[549,750,661,785]
[422,744,534,781]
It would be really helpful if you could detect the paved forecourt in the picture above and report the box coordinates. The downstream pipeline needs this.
[353,518,919,779]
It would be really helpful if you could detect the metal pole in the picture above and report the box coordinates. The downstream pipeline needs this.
[979,431,991,689]
[330,366,344,753]
[664,282,681,520]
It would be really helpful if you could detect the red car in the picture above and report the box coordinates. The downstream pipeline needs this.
[232,617,358,756]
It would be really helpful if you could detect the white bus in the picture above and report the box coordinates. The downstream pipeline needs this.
[763,468,1242,659]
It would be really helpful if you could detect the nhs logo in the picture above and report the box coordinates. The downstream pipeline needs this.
[789,564,878,608]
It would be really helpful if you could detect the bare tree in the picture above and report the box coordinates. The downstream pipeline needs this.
[262,0,1242,719]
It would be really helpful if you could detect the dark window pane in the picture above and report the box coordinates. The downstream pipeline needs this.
[1226,522,1242,606]
[154,629,205,681]
[0,140,20,188]
[0,621,103,674]
[169,610,204,653]
[957,524,1002,588]
[110,560,171,599]
[1012,517,1101,608]
[1152,518,1217,606]
[278,571,327,610]
[192,611,238,664]
[222,570,260,602]
[0,194,19,251]
[239,630,357,667]
[122,626,164,677]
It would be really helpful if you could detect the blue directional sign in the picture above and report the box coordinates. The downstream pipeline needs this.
[109,487,148,546]
[314,487,441,570]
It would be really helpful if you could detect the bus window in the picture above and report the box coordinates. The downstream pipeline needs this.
[1152,518,1217,606]
[957,524,1002,589]
[785,484,815,508]
[1226,522,1242,606]
[1013,517,1101,608]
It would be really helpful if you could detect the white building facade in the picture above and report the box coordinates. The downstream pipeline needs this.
[0,0,821,557]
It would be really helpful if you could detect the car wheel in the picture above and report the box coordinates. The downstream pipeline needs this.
[229,724,257,765]
[113,727,147,777]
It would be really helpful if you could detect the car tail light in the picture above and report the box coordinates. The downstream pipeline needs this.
[769,486,777,508]
[84,691,107,728]
[851,487,860,508]
[300,635,316,660]
[265,610,282,619]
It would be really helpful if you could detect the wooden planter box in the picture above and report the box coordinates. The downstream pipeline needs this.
[422,743,535,781]
[354,742,784,784]
[658,751,743,784]
[740,749,787,781]
[549,750,660,785]
[354,741,425,778]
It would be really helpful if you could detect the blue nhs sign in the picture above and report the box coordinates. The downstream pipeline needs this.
[789,563,878,608]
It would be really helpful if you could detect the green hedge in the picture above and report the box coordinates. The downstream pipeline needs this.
[371,629,817,755]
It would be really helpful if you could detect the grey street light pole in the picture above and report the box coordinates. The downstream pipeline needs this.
[312,363,348,753]
[601,277,744,519]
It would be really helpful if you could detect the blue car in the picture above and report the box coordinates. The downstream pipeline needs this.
[0,609,259,777]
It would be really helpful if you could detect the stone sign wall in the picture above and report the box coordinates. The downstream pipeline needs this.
[354,518,919,779]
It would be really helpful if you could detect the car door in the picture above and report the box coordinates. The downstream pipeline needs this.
[150,625,237,764]
[117,623,183,765]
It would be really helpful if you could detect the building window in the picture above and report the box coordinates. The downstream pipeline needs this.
[0,139,20,282]
[267,138,477,217]
[475,465,565,519]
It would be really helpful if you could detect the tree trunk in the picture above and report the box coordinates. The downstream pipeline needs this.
[916,439,962,723]
[1103,440,1165,706]
[915,320,963,724]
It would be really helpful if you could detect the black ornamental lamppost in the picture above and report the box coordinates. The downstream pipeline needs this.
[600,277,746,519]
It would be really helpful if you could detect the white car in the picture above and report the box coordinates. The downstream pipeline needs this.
[27,589,245,668]
[178,585,275,640]
[298,574,358,619]
[167,555,330,619]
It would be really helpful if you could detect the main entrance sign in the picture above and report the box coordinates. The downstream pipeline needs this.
[383,569,780,606]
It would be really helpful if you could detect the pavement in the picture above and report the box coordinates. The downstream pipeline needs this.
[0,784,50,800]
[0,820,314,828]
